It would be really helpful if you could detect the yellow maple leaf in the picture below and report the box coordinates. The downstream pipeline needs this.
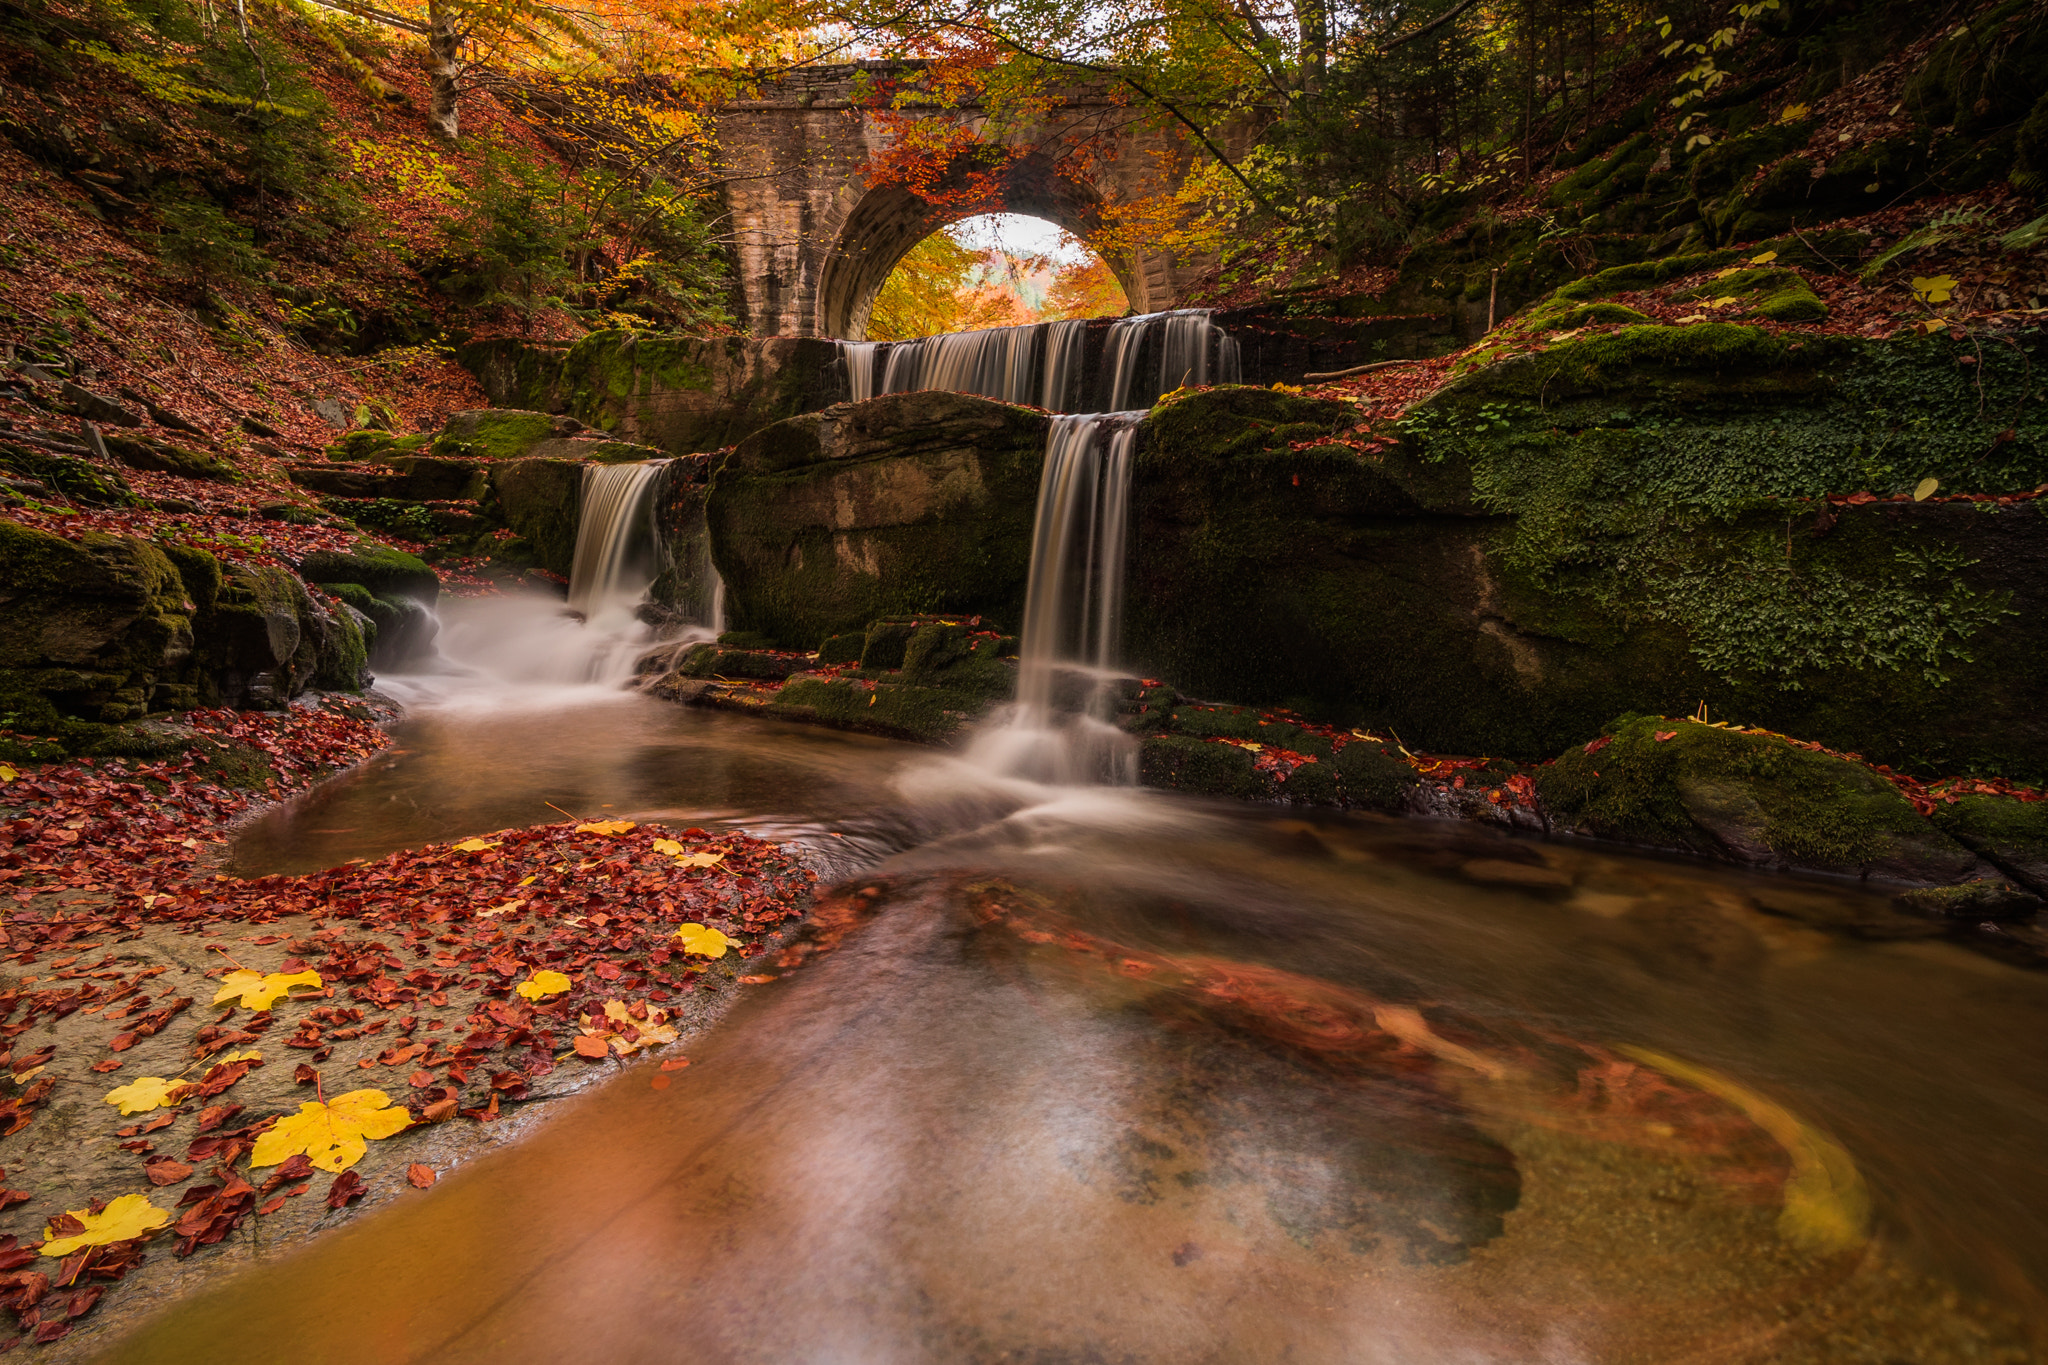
[215,1049,262,1064]
[651,838,684,856]
[515,969,573,1000]
[41,1194,170,1257]
[1746,249,1779,265]
[250,1090,412,1173]
[1779,102,1809,123]
[673,923,732,958]
[103,1076,183,1116]
[212,968,323,1011]
[451,837,502,853]
[574,820,636,836]
[672,850,725,869]
[1911,274,1958,305]
[0,765,16,783]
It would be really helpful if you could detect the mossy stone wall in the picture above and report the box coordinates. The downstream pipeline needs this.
[706,391,1050,647]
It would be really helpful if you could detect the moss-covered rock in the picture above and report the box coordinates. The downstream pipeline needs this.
[101,432,241,482]
[707,391,1051,646]
[457,333,846,453]
[196,562,320,709]
[1892,878,2043,921]
[310,595,370,691]
[432,409,557,461]
[297,541,439,604]
[325,431,429,463]
[1672,266,1827,323]
[817,632,865,665]
[1930,795,2048,895]
[1,442,139,506]
[766,677,983,743]
[1538,715,1981,882]
[489,458,582,579]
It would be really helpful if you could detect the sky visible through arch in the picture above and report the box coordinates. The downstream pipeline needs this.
[866,212,1127,341]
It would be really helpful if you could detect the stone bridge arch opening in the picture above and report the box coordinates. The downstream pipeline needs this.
[817,152,1126,342]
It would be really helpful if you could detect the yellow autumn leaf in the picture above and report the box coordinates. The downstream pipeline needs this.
[594,1001,680,1056]
[515,970,573,1000]
[451,837,502,853]
[212,968,323,1011]
[1911,274,1958,305]
[651,838,684,856]
[673,923,732,958]
[517,874,537,886]
[216,1049,262,1063]
[1779,102,1809,123]
[103,1076,183,1116]
[250,1089,412,1173]
[574,820,636,836]
[0,765,17,783]
[1746,249,1778,265]
[1710,295,1741,308]
[41,1194,170,1257]
[672,851,725,869]
[1914,477,1940,502]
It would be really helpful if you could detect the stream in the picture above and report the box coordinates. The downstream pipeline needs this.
[94,590,2048,1362]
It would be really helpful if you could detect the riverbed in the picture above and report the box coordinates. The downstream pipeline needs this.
[88,595,2048,1362]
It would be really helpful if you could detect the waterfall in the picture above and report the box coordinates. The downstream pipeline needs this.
[965,412,1144,786]
[1104,309,1237,411]
[836,311,1236,414]
[567,461,672,618]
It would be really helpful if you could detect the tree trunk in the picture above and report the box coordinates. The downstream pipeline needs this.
[428,0,462,141]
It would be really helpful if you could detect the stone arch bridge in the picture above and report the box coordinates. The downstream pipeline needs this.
[714,62,1234,340]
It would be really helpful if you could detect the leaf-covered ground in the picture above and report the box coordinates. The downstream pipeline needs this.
[0,700,819,1353]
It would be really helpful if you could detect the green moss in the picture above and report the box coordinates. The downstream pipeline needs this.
[768,677,986,742]
[160,543,222,611]
[1673,267,1827,323]
[1333,742,1421,812]
[297,541,439,603]
[1930,795,2048,891]
[817,632,865,664]
[313,598,369,691]
[326,430,429,463]
[1536,715,1960,875]
[101,433,241,482]
[1,442,140,505]
[1140,735,1271,800]
[431,409,555,461]
[1892,879,2041,920]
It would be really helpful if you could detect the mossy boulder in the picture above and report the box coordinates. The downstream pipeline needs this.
[101,433,240,482]
[1538,715,1981,882]
[196,563,322,708]
[310,595,370,691]
[297,542,439,604]
[432,409,557,461]
[767,677,984,743]
[489,458,583,579]
[1930,795,2048,896]
[707,391,1050,647]
[0,522,198,734]
[1672,267,1828,323]
[325,431,429,463]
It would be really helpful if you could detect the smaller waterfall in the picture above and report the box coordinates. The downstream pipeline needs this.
[967,412,1144,786]
[837,311,1237,413]
[568,461,672,617]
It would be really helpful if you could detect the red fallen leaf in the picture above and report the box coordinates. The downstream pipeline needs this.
[256,1195,287,1216]
[34,1320,72,1345]
[143,1157,194,1187]
[658,1058,690,1071]
[0,1237,37,1274]
[407,1069,435,1088]
[738,975,777,984]
[107,1033,139,1052]
[1655,730,1678,741]
[136,1111,177,1135]
[0,1189,28,1212]
[422,1097,458,1123]
[595,962,623,981]
[571,1036,609,1059]
[64,1284,102,1318]
[1583,735,1613,756]
[172,1169,256,1256]
[405,1164,435,1189]
[89,1059,123,1073]
[257,1154,314,1195]
[324,1172,366,1209]
[196,1105,243,1133]
[292,1064,317,1086]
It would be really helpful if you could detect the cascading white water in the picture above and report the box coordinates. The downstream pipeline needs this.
[837,311,1236,414]
[965,412,1144,786]
[567,460,671,620]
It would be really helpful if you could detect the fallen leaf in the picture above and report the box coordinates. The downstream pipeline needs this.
[674,923,731,958]
[103,1077,182,1116]
[450,838,502,853]
[571,1035,609,1060]
[422,1097,458,1122]
[143,1157,195,1187]
[212,969,323,1011]
[574,820,636,836]
[249,1090,412,1173]
[406,1164,436,1189]
[292,1064,317,1086]
[1910,274,1958,305]
[325,1172,367,1209]
[651,838,684,856]
[514,970,573,1001]
[1914,477,1939,502]
[40,1195,169,1257]
[1654,730,1678,741]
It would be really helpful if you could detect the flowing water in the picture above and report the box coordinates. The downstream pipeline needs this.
[94,376,2048,1360]
[839,311,1235,413]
